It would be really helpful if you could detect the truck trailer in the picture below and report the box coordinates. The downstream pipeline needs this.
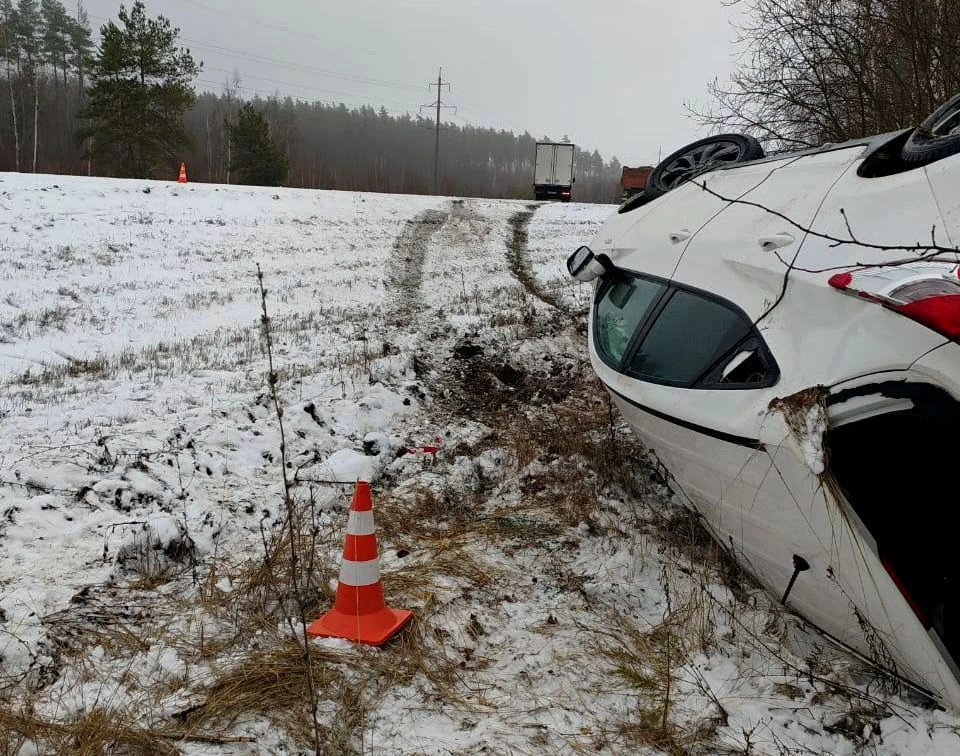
[534,142,575,202]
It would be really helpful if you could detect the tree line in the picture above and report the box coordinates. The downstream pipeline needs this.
[0,1,625,202]
[6,0,957,201]
[0,0,93,173]
[184,93,623,200]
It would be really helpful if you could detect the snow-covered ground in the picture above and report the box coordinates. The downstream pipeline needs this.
[1,173,958,754]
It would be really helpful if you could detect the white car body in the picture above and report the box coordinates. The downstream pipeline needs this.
[581,132,960,709]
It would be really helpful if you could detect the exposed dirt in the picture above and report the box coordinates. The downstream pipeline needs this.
[506,203,569,313]
[384,206,449,322]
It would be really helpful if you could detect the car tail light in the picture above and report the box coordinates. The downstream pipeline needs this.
[828,263,960,341]
[888,286,960,339]
[828,272,853,289]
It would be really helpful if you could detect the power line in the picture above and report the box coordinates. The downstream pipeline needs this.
[85,11,539,139]
[420,68,456,195]
[116,0,536,137]
[86,12,425,93]
[202,65,423,110]
[182,39,425,92]
[194,77,415,117]
[163,0,422,66]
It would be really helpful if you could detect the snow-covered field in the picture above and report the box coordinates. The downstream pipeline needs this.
[1,173,959,754]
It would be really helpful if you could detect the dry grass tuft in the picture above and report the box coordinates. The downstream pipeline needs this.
[216,520,333,633]
[377,484,485,543]
[386,545,493,604]
[598,595,726,755]
[493,375,649,531]
[44,586,161,659]
[179,618,472,753]
[179,639,347,749]
[0,707,178,756]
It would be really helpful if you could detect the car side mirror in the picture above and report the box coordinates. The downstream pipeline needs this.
[566,246,613,283]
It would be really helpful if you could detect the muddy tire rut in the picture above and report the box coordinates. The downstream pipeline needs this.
[385,206,449,322]
[506,203,567,312]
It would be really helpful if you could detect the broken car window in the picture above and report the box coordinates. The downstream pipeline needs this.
[594,275,665,367]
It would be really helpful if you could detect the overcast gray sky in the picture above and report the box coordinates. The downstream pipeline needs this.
[83,0,743,166]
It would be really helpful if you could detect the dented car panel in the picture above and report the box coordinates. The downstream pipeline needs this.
[578,133,960,709]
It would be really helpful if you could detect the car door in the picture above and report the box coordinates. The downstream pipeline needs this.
[590,159,791,281]
[588,272,851,633]
[591,272,796,545]
[670,146,866,320]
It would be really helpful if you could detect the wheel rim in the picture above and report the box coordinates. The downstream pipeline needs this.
[931,103,960,136]
[658,140,745,190]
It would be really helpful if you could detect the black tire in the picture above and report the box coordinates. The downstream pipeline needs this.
[644,133,765,200]
[901,93,960,166]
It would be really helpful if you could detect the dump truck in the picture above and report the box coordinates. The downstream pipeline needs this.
[534,142,575,202]
[620,166,654,202]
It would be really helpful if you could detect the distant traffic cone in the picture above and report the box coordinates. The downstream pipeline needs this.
[307,481,412,646]
[177,162,188,184]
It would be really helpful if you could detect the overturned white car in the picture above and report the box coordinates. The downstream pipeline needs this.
[569,95,960,709]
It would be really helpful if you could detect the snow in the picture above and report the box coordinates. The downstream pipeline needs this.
[1,172,958,754]
[801,403,828,475]
[321,448,375,483]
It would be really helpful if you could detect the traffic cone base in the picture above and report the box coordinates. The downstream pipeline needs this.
[307,605,412,647]
[306,481,412,646]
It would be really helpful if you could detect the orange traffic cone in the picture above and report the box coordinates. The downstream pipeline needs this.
[178,162,188,184]
[307,482,412,646]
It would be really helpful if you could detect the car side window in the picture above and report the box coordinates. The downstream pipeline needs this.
[594,275,665,367]
[626,288,775,388]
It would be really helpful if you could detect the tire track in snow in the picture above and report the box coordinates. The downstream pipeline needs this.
[445,198,497,257]
[385,206,449,322]
[506,203,568,312]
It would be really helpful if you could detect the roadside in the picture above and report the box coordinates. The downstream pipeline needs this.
[0,179,957,754]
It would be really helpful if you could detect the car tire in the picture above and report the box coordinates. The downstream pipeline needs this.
[644,134,765,201]
[901,93,960,166]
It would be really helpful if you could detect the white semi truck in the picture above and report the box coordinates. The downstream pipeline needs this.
[534,142,575,202]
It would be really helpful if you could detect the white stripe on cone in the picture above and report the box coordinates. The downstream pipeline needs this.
[347,510,376,536]
[339,558,380,587]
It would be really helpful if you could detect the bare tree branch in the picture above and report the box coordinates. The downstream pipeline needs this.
[692,178,960,270]
[687,0,960,150]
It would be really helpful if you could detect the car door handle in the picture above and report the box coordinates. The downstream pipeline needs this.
[669,229,690,244]
[758,233,795,251]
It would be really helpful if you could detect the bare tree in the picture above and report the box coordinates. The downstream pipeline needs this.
[0,0,21,171]
[691,0,960,150]
[16,0,42,172]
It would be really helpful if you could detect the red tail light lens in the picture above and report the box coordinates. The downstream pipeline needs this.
[828,272,852,289]
[891,295,960,340]
[828,269,960,341]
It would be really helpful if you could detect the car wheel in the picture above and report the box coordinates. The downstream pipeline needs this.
[644,134,765,200]
[901,93,960,166]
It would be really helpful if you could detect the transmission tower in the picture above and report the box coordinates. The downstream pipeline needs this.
[420,68,457,195]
